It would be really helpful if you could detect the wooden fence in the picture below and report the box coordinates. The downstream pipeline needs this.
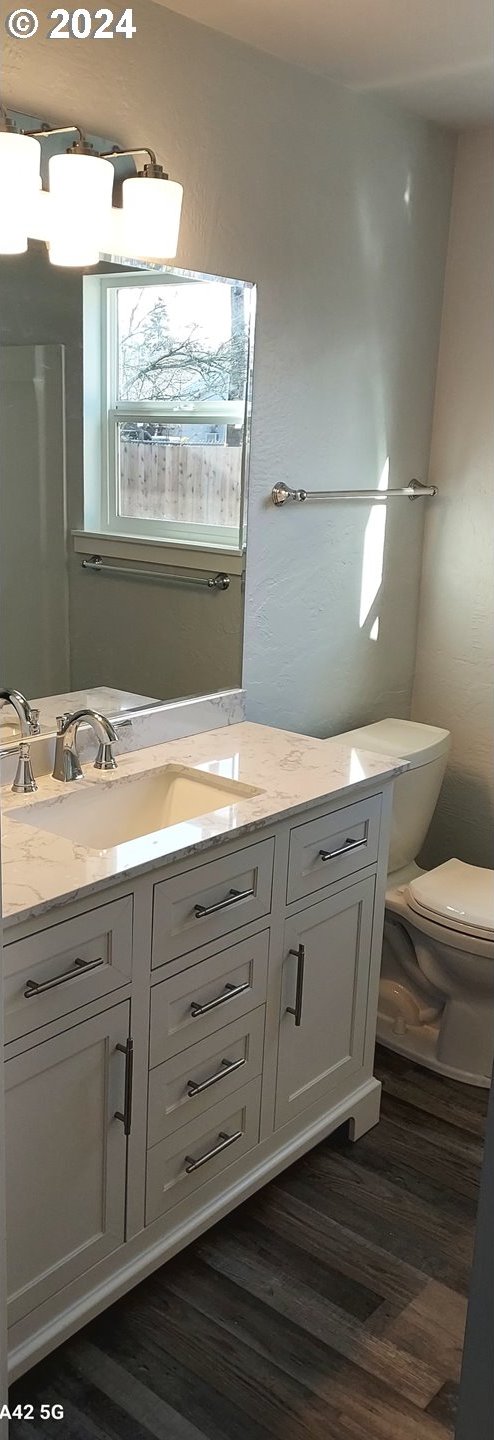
[119,443,242,527]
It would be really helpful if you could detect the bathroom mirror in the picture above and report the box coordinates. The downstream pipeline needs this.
[0,243,255,741]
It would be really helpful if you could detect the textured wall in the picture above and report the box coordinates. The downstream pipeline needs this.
[412,128,494,868]
[2,0,454,733]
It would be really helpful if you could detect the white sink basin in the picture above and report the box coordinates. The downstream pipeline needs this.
[0,718,21,743]
[7,764,260,851]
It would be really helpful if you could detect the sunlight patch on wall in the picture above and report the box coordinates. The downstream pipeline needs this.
[359,456,389,639]
[404,172,412,215]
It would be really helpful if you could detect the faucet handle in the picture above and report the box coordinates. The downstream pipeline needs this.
[94,740,117,772]
[12,742,38,794]
[28,707,41,736]
[56,713,71,734]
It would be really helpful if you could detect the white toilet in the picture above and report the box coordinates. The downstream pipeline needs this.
[335,718,494,1087]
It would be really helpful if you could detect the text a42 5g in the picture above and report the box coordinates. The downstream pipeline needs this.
[0,1403,64,1421]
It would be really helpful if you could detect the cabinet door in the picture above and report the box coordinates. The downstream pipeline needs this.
[275,878,375,1129]
[5,1001,130,1326]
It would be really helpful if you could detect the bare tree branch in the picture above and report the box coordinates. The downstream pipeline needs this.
[118,287,248,409]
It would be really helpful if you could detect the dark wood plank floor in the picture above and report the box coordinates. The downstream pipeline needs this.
[9,1049,488,1440]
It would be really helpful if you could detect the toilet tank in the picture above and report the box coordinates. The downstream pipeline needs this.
[333,719,450,875]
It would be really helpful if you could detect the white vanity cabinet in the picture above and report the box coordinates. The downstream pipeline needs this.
[3,780,392,1380]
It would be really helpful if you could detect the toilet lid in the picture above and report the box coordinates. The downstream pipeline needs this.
[407,860,494,938]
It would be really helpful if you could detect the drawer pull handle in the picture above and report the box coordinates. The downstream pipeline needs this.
[286,943,305,1027]
[319,836,367,863]
[194,886,254,919]
[185,1128,243,1174]
[190,980,250,1017]
[23,955,104,999]
[114,1037,134,1137]
[187,1056,246,1097]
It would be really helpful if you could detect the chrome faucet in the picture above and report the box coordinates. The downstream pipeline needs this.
[52,709,118,783]
[0,688,40,737]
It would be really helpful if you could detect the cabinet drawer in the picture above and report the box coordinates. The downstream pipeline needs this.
[152,838,274,967]
[3,896,133,1046]
[146,1077,261,1224]
[287,795,381,903]
[148,1007,265,1147]
[150,930,269,1067]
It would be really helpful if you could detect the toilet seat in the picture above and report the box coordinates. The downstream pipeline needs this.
[407,860,494,940]
[386,876,494,960]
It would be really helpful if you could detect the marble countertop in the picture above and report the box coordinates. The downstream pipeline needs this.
[1,722,406,928]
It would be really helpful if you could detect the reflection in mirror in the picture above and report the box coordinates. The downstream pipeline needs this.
[0,246,255,743]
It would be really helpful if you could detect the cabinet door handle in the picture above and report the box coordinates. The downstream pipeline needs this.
[23,955,104,999]
[190,980,250,1017]
[319,836,367,863]
[114,1037,134,1137]
[194,886,254,918]
[187,1055,246,1097]
[286,943,305,1027]
[184,1128,242,1174]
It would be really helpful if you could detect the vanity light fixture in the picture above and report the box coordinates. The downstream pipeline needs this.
[0,111,183,265]
[103,147,184,260]
[0,111,41,255]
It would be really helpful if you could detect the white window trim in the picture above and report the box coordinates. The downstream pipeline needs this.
[72,530,245,574]
[83,271,253,553]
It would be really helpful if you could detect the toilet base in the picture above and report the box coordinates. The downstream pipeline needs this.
[376,1012,492,1088]
[378,902,494,1088]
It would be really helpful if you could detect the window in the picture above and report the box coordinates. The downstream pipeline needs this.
[83,271,254,550]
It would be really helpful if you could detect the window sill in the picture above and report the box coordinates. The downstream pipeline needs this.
[72,531,245,575]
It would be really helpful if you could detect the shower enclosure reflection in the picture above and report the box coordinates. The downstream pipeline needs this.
[0,245,255,740]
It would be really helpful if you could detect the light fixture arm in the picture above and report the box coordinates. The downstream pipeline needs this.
[101,146,167,178]
[102,146,158,165]
[25,123,85,144]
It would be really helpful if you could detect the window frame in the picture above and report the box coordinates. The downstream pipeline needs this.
[83,269,254,552]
